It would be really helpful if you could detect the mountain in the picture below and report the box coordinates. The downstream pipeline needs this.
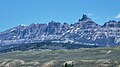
[0,14,120,47]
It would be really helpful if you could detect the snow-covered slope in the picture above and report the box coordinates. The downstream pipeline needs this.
[0,14,120,46]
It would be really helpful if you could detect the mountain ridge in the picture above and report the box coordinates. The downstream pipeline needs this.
[0,14,120,46]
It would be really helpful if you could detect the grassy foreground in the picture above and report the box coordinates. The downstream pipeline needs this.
[0,46,120,67]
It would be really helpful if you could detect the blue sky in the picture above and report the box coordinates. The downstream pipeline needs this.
[0,0,120,32]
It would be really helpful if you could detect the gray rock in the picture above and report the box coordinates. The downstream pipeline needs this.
[0,14,120,46]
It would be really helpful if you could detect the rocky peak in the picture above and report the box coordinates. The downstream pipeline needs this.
[62,22,69,28]
[74,14,99,28]
[102,20,120,27]
[48,21,61,27]
[46,21,62,35]
[79,14,91,21]
[29,23,38,27]
[61,22,70,33]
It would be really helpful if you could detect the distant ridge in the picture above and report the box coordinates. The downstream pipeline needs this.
[0,14,120,46]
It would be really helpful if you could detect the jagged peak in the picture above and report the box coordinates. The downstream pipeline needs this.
[102,20,120,27]
[49,21,58,23]
[62,22,70,27]
[29,23,37,27]
[108,20,117,23]
[79,14,91,21]
[48,21,61,25]
[104,20,118,25]
[63,22,69,25]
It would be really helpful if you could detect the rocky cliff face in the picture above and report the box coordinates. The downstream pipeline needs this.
[0,14,120,46]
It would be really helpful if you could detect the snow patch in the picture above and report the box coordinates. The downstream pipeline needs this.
[87,37,91,40]
[70,26,74,28]
[20,24,26,26]
[67,30,70,32]
[13,36,16,38]
[70,29,74,33]
[10,29,15,32]
[62,33,65,35]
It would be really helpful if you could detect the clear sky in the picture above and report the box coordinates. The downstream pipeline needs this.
[0,0,120,32]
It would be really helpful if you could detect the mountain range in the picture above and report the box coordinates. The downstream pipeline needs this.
[0,14,120,47]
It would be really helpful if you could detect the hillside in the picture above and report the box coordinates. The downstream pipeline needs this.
[0,42,99,53]
[0,46,120,67]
